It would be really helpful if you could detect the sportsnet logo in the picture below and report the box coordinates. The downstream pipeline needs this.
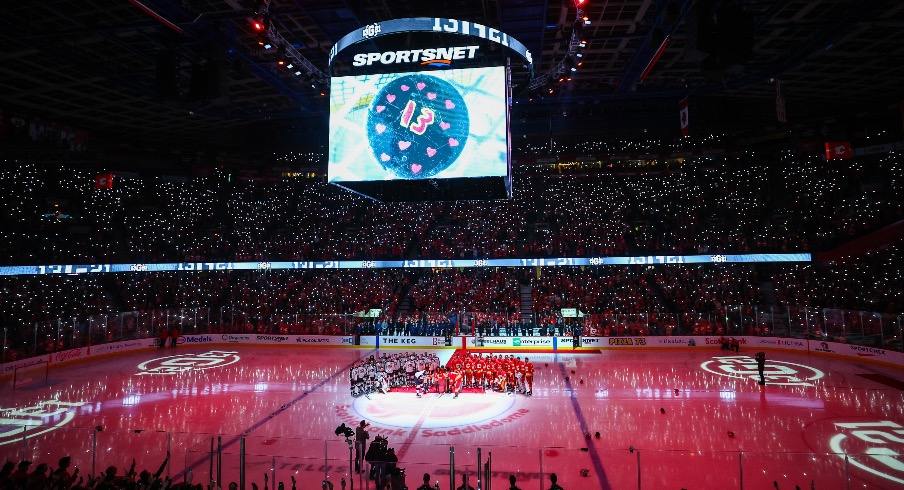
[256,335,289,343]
[352,46,479,68]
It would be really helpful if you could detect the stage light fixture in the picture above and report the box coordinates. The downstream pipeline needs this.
[286,63,294,70]
[251,16,267,32]
[294,70,302,76]
[257,36,265,46]
[276,45,286,66]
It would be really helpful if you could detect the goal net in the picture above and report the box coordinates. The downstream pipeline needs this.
[13,360,49,389]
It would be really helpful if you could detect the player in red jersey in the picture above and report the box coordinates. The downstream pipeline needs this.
[524,359,534,396]
[448,368,463,398]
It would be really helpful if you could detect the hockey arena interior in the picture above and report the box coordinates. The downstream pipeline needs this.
[1,0,903,489]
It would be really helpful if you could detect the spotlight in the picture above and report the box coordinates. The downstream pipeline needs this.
[251,16,267,32]
[286,63,294,70]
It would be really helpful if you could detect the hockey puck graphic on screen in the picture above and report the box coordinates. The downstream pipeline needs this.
[367,74,469,179]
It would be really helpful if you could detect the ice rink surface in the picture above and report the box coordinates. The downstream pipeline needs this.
[3,345,904,489]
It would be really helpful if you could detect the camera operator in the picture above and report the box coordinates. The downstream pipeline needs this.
[365,435,389,487]
[354,420,369,473]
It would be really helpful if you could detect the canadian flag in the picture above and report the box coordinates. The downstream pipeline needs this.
[824,142,852,160]
[94,173,114,189]
[679,97,689,137]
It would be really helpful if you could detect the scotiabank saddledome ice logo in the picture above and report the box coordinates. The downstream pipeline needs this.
[0,399,87,446]
[136,350,240,375]
[826,421,904,485]
[700,355,824,386]
[351,392,517,430]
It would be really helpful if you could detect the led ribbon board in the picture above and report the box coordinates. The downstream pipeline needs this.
[0,254,813,276]
[328,18,534,77]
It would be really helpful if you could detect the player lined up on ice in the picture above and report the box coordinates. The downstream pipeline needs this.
[349,352,441,397]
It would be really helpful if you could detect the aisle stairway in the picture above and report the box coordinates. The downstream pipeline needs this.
[519,284,533,324]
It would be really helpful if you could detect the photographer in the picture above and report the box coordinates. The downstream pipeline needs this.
[755,352,767,385]
[354,420,369,473]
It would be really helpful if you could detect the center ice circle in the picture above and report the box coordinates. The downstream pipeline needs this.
[350,392,517,430]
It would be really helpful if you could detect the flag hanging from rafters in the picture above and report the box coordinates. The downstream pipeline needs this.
[94,173,113,189]
[824,142,852,160]
[679,97,689,137]
[775,80,788,123]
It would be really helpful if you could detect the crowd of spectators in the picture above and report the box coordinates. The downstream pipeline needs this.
[0,454,174,490]
[0,151,899,266]
[0,147,900,360]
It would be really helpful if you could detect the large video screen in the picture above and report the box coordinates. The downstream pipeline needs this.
[328,66,508,182]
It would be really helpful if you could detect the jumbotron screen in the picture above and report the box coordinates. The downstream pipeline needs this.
[328,66,508,182]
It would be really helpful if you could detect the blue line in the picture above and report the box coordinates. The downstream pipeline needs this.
[556,358,612,490]
[175,350,375,480]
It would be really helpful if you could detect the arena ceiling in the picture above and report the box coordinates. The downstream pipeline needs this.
[0,0,902,149]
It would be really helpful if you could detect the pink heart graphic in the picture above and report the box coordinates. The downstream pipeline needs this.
[386,94,396,103]
[376,105,386,113]
[401,85,410,92]
[375,123,386,134]
[427,92,436,100]
[410,163,422,174]
[398,141,411,150]
[448,138,459,147]
[416,82,426,90]
[445,100,455,109]
[426,147,437,157]
[380,153,390,162]
[439,122,451,130]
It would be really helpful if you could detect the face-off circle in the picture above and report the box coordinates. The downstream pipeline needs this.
[367,74,469,179]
